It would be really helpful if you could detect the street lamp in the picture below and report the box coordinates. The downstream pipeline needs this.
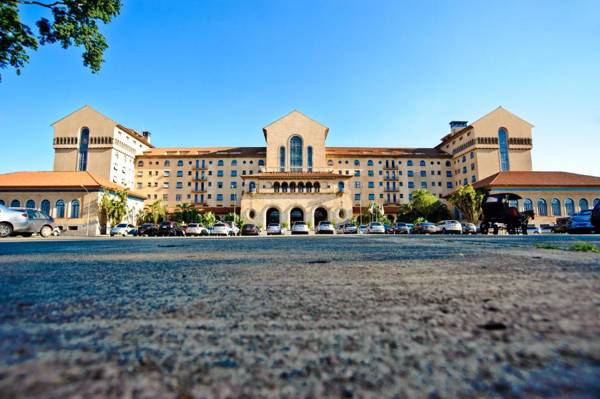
[231,182,237,230]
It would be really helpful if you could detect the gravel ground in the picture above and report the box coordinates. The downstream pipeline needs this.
[0,235,599,398]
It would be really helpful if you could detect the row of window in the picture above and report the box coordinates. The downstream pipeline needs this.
[353,192,443,202]
[329,159,452,168]
[522,197,599,216]
[138,159,266,167]
[0,199,80,218]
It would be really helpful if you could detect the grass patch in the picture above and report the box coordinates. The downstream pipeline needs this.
[534,243,561,250]
[569,242,600,253]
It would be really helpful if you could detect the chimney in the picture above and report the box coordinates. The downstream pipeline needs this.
[142,131,151,143]
[449,121,467,134]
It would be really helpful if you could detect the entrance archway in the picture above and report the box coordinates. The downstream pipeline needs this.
[266,208,280,225]
[290,207,304,223]
[314,207,328,226]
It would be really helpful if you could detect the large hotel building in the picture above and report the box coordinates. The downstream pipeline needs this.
[0,105,599,234]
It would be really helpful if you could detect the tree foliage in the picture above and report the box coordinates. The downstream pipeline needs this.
[223,212,243,228]
[172,203,201,224]
[99,189,127,227]
[201,211,216,228]
[140,200,166,225]
[0,0,121,81]
[396,189,450,223]
[447,184,485,223]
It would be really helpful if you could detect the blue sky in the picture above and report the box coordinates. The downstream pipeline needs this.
[1,0,599,175]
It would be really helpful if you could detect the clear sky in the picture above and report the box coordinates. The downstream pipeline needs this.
[1,0,599,175]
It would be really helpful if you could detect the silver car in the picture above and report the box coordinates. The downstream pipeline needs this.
[11,208,56,237]
[462,222,477,234]
[110,223,136,236]
[316,221,335,234]
[211,222,230,236]
[367,222,385,234]
[358,224,368,234]
[266,223,282,235]
[291,221,309,235]
[337,223,358,234]
[185,223,209,236]
[0,205,29,237]
[436,220,463,234]
[394,222,413,234]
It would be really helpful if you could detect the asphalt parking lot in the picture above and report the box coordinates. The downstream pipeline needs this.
[0,235,599,398]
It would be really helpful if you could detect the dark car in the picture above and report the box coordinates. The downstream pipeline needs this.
[241,223,260,236]
[158,221,185,236]
[384,224,395,234]
[552,217,570,234]
[138,223,158,236]
[592,201,600,233]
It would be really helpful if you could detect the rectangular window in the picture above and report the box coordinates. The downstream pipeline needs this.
[420,170,426,177]
[162,182,169,188]
[354,181,361,188]
[217,170,224,177]
[162,194,168,201]
[163,170,170,177]
[231,170,237,177]
[368,182,374,188]
[354,170,360,177]
[354,193,361,201]
[446,171,452,177]
[176,194,182,201]
[176,170,183,177]
[137,182,142,189]
[421,181,427,188]
[368,193,375,201]
[231,181,237,189]
[447,182,453,188]
[368,170,374,177]
[216,193,223,201]
[408,181,415,189]
[176,182,183,189]
[407,170,414,177]
[217,182,223,189]
[230,193,237,201]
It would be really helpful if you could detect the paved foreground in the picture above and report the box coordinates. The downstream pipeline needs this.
[0,235,599,398]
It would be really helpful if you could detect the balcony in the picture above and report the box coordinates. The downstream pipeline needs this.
[192,175,208,181]
[384,175,399,181]
[192,165,207,171]
[384,187,399,192]
[382,165,397,170]
[192,188,207,193]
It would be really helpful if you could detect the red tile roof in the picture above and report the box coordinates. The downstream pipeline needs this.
[0,171,146,199]
[473,171,600,189]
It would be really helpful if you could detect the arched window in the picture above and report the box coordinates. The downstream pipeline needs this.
[249,181,256,192]
[137,160,144,167]
[258,160,265,167]
[579,198,589,211]
[537,198,547,216]
[354,160,360,166]
[298,182,305,193]
[338,181,344,192]
[273,182,280,193]
[306,182,313,193]
[407,160,413,166]
[70,200,80,218]
[279,146,286,171]
[10,199,20,207]
[281,182,289,193]
[327,160,334,167]
[289,182,296,193]
[445,160,451,167]
[177,160,184,167]
[314,182,321,192]
[78,127,90,171]
[594,198,600,207]
[217,160,224,166]
[164,160,171,167]
[498,128,510,171]
[523,198,533,211]
[41,200,50,215]
[289,136,303,171]
[56,200,65,218]
[367,160,374,166]
[26,199,35,209]
[565,198,575,215]
[307,146,313,171]
[231,160,237,166]
[551,198,561,216]
[419,160,426,167]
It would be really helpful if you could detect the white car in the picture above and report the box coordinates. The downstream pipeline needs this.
[227,223,240,236]
[367,222,385,234]
[266,223,282,235]
[185,223,209,236]
[110,223,136,237]
[291,221,309,235]
[316,221,335,234]
[210,222,230,236]
[358,224,368,234]
[336,223,358,234]
[462,222,477,234]
[436,220,463,234]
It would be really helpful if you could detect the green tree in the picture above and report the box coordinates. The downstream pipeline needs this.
[99,189,127,228]
[173,203,200,224]
[0,0,121,81]
[396,189,450,223]
[201,211,216,227]
[447,184,485,223]
[142,200,166,224]
[223,212,243,228]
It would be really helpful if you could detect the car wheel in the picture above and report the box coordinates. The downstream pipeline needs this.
[442,228,447,234]
[0,223,13,238]
[40,225,53,237]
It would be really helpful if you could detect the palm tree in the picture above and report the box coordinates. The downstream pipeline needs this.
[201,211,216,227]
[143,200,166,224]
[174,203,200,223]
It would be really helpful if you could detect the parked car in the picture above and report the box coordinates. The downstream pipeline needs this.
[266,223,282,235]
[367,222,385,234]
[211,222,231,236]
[592,201,600,232]
[358,224,369,234]
[527,224,542,235]
[138,223,158,236]
[393,222,413,234]
[337,223,358,234]
[568,210,594,234]
[552,217,570,233]
[413,222,437,234]
[10,208,56,237]
[110,223,137,237]
[316,221,335,234]
[0,204,29,238]
[241,223,260,236]
[185,223,209,236]
[158,221,185,236]
[461,222,477,234]
[291,221,309,235]
[384,224,395,234]
[436,220,462,234]
[227,223,240,236]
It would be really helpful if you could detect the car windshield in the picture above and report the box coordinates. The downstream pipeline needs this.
[117,224,127,227]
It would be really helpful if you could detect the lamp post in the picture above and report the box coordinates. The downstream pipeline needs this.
[80,184,91,236]
[231,182,237,232]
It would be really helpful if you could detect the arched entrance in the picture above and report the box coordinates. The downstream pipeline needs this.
[290,207,304,223]
[266,208,280,225]
[314,207,328,226]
